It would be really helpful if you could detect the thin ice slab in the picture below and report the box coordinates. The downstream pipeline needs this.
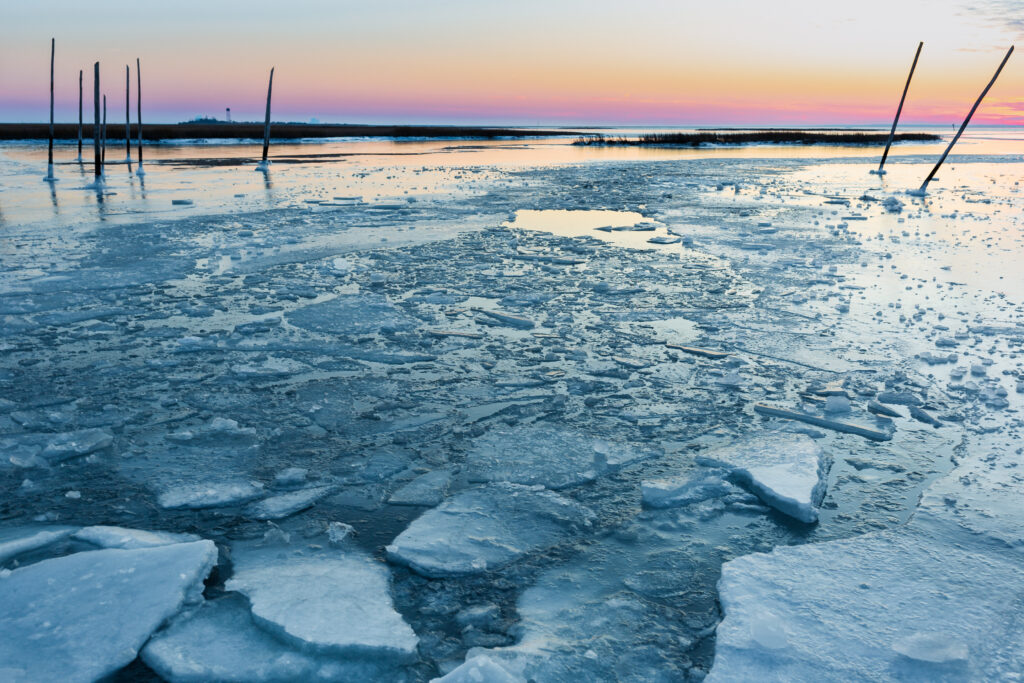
[709,527,1024,681]
[465,425,651,490]
[73,525,202,550]
[696,433,829,523]
[143,594,396,683]
[387,483,593,577]
[225,546,418,659]
[0,525,77,565]
[0,541,217,683]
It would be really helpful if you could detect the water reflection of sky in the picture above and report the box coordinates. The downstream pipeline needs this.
[2,129,1023,299]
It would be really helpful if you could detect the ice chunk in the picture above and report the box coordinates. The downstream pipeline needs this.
[696,434,829,523]
[892,632,968,664]
[0,525,77,565]
[433,655,525,683]
[274,467,308,487]
[143,595,394,683]
[0,541,216,682]
[465,425,650,490]
[73,525,201,549]
[709,527,1023,681]
[388,469,452,506]
[167,417,256,445]
[226,546,418,659]
[641,472,734,509]
[40,428,113,462]
[286,294,416,336]
[387,483,594,577]
[242,485,335,520]
[158,480,265,510]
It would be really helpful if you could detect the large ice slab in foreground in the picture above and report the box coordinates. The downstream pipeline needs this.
[225,546,418,659]
[143,595,395,683]
[465,425,651,490]
[0,541,217,683]
[709,527,1024,682]
[387,483,594,577]
[696,433,828,523]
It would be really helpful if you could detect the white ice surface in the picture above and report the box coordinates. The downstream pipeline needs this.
[709,526,1024,682]
[388,469,452,506]
[286,293,416,336]
[225,545,418,659]
[73,525,201,549]
[0,541,217,683]
[387,483,593,577]
[242,485,334,520]
[641,471,735,509]
[143,594,395,682]
[464,425,650,490]
[432,655,525,683]
[158,480,265,509]
[696,433,828,523]
[0,525,77,564]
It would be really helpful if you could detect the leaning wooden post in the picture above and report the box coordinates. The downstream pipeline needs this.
[124,64,132,163]
[45,38,56,181]
[102,94,107,166]
[93,62,101,179]
[256,67,274,171]
[77,69,83,162]
[136,57,145,175]
[913,45,1014,195]
[873,41,922,175]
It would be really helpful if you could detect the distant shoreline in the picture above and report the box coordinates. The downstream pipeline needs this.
[574,131,942,146]
[0,122,584,141]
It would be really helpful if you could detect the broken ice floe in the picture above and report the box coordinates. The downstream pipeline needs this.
[387,483,593,577]
[143,594,396,683]
[709,526,1023,681]
[690,433,830,523]
[464,425,651,490]
[225,545,418,659]
[158,480,266,510]
[0,540,216,682]
[242,485,335,520]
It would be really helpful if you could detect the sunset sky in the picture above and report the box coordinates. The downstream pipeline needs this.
[2,0,1022,125]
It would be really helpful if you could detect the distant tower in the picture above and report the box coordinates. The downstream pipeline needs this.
[226,107,231,123]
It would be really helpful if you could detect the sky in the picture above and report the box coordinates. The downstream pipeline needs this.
[1,0,1022,126]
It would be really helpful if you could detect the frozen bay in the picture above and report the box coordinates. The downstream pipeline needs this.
[2,132,1023,680]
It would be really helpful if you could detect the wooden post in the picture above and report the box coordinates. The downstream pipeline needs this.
[102,95,107,166]
[136,58,145,176]
[874,41,922,175]
[256,67,274,170]
[914,45,1014,195]
[125,64,132,163]
[77,69,83,162]
[93,62,101,179]
[45,38,55,180]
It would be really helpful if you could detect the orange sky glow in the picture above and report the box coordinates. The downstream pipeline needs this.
[2,0,1022,125]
